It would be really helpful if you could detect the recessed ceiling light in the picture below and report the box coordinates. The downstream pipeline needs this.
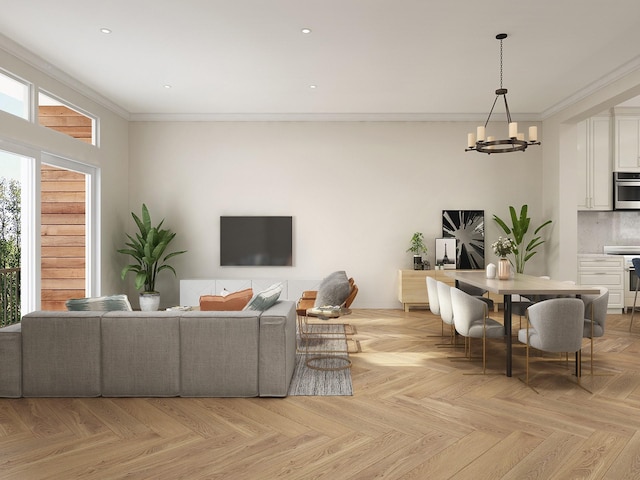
[163,84,172,89]
[301,28,312,34]
[100,28,112,34]
[309,85,317,89]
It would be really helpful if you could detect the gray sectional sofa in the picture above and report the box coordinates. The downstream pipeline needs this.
[0,300,296,398]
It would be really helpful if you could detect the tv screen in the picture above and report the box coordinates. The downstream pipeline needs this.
[220,216,293,266]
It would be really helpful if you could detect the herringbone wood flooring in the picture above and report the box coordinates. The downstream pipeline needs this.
[2,309,640,479]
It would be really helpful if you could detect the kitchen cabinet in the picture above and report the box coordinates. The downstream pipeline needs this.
[577,116,612,210]
[577,254,624,312]
[615,108,640,171]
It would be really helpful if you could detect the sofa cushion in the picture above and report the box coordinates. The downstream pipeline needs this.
[314,271,350,307]
[21,311,102,397]
[101,312,181,397]
[244,282,283,311]
[180,312,260,397]
[66,294,132,311]
[200,288,253,311]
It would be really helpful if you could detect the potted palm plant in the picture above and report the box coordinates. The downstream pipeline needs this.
[118,203,187,311]
[493,204,552,274]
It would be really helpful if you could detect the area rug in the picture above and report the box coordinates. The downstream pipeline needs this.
[288,324,354,396]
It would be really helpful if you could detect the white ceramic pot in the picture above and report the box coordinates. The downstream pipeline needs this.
[139,292,161,311]
[486,263,496,278]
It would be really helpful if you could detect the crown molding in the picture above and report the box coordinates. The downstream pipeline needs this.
[0,33,130,120]
[129,112,542,123]
[541,54,640,120]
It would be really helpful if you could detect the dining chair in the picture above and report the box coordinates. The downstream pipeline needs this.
[436,281,458,347]
[426,276,444,337]
[457,281,495,312]
[630,258,640,332]
[581,286,609,375]
[517,298,588,393]
[449,287,505,374]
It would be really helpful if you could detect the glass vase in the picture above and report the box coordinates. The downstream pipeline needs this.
[498,258,510,280]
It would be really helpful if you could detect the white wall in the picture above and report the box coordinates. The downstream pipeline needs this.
[129,120,545,308]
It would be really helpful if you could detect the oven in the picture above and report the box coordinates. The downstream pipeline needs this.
[614,172,640,210]
[604,245,640,310]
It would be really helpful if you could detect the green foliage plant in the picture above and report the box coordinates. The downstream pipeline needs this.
[118,204,186,292]
[0,178,21,269]
[493,204,552,274]
[407,232,428,256]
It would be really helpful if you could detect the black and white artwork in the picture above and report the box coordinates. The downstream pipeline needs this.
[435,238,457,269]
[442,210,485,269]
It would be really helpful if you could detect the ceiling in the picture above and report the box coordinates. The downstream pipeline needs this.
[2,0,640,119]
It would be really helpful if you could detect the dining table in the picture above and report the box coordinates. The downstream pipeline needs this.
[446,271,601,377]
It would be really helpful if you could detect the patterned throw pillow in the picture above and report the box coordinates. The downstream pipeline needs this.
[243,282,284,311]
[314,271,350,307]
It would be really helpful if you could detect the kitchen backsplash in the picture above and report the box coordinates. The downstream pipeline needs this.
[578,211,640,253]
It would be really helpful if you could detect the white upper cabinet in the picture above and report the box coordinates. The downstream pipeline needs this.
[577,116,613,210]
[615,108,640,171]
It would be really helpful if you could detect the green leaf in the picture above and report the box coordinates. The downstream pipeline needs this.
[493,215,512,235]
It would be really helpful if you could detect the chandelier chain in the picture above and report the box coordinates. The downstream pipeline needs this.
[499,37,503,89]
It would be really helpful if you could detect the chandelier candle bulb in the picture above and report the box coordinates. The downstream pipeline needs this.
[517,132,525,141]
[467,133,476,148]
[529,126,538,142]
[477,126,486,141]
[509,122,518,138]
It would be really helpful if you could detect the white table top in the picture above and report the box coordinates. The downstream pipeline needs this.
[445,271,601,296]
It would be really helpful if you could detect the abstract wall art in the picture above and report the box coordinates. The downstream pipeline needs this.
[442,210,485,269]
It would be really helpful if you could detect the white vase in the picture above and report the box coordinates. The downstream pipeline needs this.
[486,263,496,278]
[498,258,510,280]
[139,292,160,311]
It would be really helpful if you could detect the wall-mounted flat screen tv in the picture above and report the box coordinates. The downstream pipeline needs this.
[220,216,293,266]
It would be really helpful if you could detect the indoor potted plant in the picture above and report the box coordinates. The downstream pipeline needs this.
[407,232,428,270]
[493,204,552,274]
[118,203,187,310]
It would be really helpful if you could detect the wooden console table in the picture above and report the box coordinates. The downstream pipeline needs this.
[398,269,500,312]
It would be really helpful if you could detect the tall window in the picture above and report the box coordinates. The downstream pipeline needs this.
[0,151,23,324]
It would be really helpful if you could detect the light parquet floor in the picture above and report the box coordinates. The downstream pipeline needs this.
[2,309,640,479]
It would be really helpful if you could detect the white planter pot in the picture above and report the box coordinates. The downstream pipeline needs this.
[139,292,161,311]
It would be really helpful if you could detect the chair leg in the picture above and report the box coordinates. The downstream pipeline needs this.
[525,342,529,386]
[631,283,640,332]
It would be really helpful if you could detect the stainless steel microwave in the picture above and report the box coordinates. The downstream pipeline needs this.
[614,172,640,210]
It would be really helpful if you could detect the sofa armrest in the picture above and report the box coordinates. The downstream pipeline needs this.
[258,301,297,397]
[0,323,22,398]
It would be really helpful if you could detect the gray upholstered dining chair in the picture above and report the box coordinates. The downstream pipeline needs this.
[517,298,587,393]
[449,287,505,374]
[457,281,494,312]
[581,286,609,374]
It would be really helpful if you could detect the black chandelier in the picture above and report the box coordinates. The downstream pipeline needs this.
[465,33,540,154]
